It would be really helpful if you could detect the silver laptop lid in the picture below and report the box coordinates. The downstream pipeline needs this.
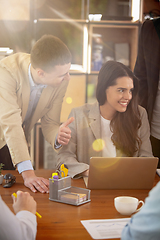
[85,157,158,190]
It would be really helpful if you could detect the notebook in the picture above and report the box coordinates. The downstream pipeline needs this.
[83,157,158,190]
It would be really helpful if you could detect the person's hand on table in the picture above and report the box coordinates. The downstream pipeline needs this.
[12,190,37,215]
[57,117,74,146]
[22,170,49,193]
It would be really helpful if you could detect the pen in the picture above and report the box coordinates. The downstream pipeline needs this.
[12,192,42,219]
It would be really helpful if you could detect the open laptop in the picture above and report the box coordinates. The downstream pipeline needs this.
[83,157,159,190]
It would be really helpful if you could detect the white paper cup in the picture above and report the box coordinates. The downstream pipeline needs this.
[114,196,144,215]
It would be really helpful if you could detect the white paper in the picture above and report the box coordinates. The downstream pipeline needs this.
[81,218,130,239]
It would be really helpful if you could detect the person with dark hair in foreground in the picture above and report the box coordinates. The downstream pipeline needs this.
[57,61,153,178]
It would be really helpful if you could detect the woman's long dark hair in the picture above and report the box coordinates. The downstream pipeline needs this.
[96,61,141,156]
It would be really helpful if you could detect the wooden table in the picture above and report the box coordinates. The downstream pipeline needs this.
[0,170,159,240]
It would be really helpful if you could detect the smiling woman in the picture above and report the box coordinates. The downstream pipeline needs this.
[57,61,153,178]
[96,61,141,157]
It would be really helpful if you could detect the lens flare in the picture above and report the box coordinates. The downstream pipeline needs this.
[66,97,72,104]
[92,139,105,152]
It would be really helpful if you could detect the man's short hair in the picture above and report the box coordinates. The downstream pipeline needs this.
[31,35,72,72]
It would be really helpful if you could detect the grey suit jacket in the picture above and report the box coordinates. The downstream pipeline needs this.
[0,53,68,165]
[57,102,153,178]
